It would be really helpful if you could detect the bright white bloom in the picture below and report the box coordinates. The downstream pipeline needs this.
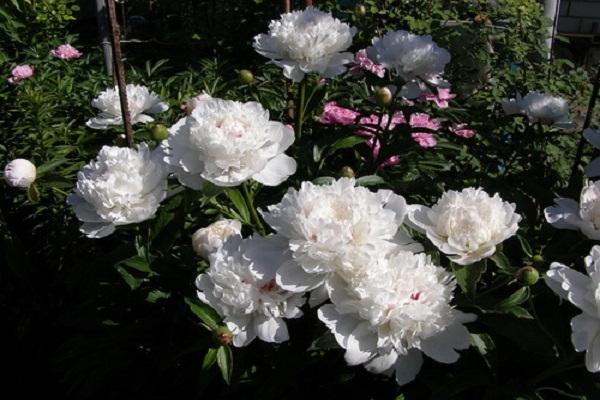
[253,7,356,82]
[67,144,167,238]
[4,158,36,188]
[546,245,600,373]
[545,181,600,240]
[87,84,169,129]
[196,235,305,347]
[192,219,242,259]
[261,178,421,293]
[408,187,521,265]
[367,30,451,99]
[318,249,475,385]
[181,91,212,115]
[162,97,296,189]
[501,92,574,129]
[583,128,600,178]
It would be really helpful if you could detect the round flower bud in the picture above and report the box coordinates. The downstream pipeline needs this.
[354,4,367,17]
[214,325,234,345]
[532,254,544,266]
[151,124,169,141]
[115,134,128,147]
[239,69,254,85]
[339,166,355,178]
[374,86,392,107]
[192,219,243,259]
[516,266,540,286]
[4,159,36,188]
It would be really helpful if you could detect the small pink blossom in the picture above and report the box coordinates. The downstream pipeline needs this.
[349,49,386,78]
[7,64,34,84]
[319,101,360,125]
[378,155,401,170]
[449,123,476,138]
[409,113,441,131]
[357,112,406,136]
[411,132,437,147]
[50,44,82,60]
[419,88,456,108]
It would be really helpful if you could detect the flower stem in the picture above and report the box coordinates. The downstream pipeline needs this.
[295,79,307,138]
[243,182,266,236]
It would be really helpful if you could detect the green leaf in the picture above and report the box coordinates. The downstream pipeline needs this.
[224,188,250,223]
[452,262,486,299]
[489,251,515,272]
[202,347,218,371]
[216,345,233,384]
[328,136,366,152]
[516,234,533,258]
[355,175,385,186]
[146,290,170,303]
[505,305,534,319]
[185,297,221,331]
[496,287,529,310]
[470,333,495,356]
[118,255,151,273]
[36,157,69,177]
[114,265,144,290]
[312,176,335,185]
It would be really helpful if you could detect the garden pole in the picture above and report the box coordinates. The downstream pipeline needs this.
[282,0,290,12]
[305,0,313,6]
[283,0,294,119]
[568,66,600,189]
[94,0,113,76]
[543,0,560,60]
[105,0,134,148]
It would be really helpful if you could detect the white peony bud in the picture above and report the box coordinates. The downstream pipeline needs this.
[191,219,242,259]
[4,159,36,188]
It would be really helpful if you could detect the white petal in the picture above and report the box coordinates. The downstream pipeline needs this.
[308,284,329,308]
[276,260,325,292]
[80,222,115,238]
[252,154,297,186]
[545,263,595,315]
[571,313,600,352]
[317,304,361,349]
[245,235,290,281]
[344,322,378,366]
[365,350,398,375]
[585,332,600,372]
[420,322,470,363]
[226,315,256,347]
[394,349,423,385]
[254,315,289,343]
[544,198,582,230]
[584,128,600,149]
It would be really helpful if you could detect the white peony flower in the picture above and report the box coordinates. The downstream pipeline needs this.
[162,97,297,189]
[67,144,167,238]
[583,128,600,178]
[4,158,36,188]
[545,181,600,240]
[86,84,169,130]
[181,91,212,115]
[196,235,306,347]
[253,6,356,82]
[408,187,521,265]
[546,245,600,373]
[501,91,574,129]
[367,30,451,99]
[318,249,475,385]
[260,178,421,293]
[192,219,243,259]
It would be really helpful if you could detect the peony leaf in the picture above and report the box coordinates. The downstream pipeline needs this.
[355,175,385,186]
[202,347,218,371]
[185,297,221,331]
[495,287,529,311]
[216,345,233,385]
[328,136,367,153]
[224,188,250,224]
[452,262,486,299]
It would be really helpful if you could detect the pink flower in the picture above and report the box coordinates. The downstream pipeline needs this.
[50,44,82,60]
[449,123,475,138]
[349,49,386,78]
[411,132,437,147]
[319,101,360,125]
[357,112,406,136]
[378,155,401,170]
[419,88,456,108]
[409,113,441,131]
[7,64,34,84]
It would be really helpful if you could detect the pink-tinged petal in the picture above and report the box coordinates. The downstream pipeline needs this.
[411,132,437,147]
[50,44,83,60]
[319,101,360,125]
[409,113,441,131]
[378,155,401,170]
[449,123,476,138]
[7,64,34,84]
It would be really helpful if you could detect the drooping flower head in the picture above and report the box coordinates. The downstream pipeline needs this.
[253,7,356,82]
[318,249,475,385]
[261,178,420,292]
[502,91,574,129]
[192,219,243,259]
[545,180,600,240]
[4,158,36,188]
[408,187,521,265]
[8,64,34,84]
[86,84,169,130]
[546,245,600,372]
[196,235,306,347]
[67,144,167,238]
[50,44,82,60]
[368,30,451,98]
[162,97,296,189]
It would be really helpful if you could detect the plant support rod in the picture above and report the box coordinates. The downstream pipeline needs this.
[106,0,134,148]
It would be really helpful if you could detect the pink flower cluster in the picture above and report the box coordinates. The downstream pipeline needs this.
[419,88,456,108]
[349,49,385,78]
[449,123,475,138]
[409,113,441,148]
[50,44,82,60]
[319,102,359,125]
[7,64,34,84]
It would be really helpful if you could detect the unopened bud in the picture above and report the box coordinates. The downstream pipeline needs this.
[239,69,254,85]
[4,158,36,188]
[354,4,367,17]
[532,254,544,266]
[374,86,392,107]
[192,219,242,259]
[339,166,355,178]
[151,124,169,141]
[516,266,540,286]
[214,325,233,345]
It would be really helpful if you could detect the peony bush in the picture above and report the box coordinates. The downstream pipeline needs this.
[2,1,600,399]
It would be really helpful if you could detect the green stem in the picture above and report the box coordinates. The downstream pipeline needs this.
[242,182,266,236]
[295,79,307,138]
[528,293,565,357]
